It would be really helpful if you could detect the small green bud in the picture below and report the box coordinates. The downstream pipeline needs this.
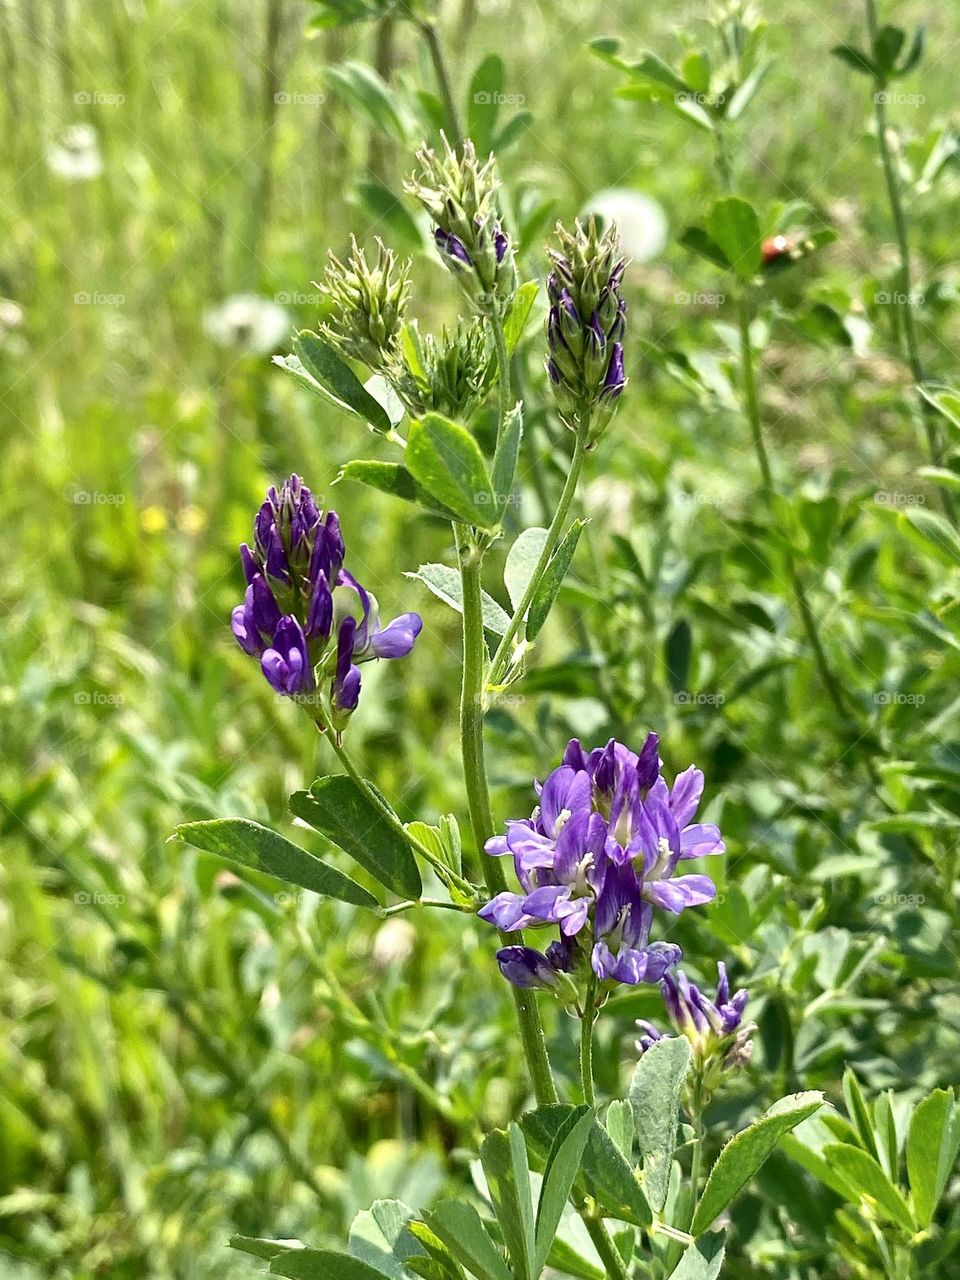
[390,318,493,419]
[316,236,411,370]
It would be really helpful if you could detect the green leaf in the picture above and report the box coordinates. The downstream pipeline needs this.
[520,1106,651,1227]
[270,1251,386,1279]
[670,1231,726,1279]
[605,1100,635,1162]
[908,1088,960,1228]
[491,403,524,519]
[918,385,960,436]
[874,1091,900,1182]
[630,1035,691,1212]
[171,818,381,909]
[325,62,409,143]
[916,466,960,493]
[349,1200,421,1279]
[502,282,540,355]
[831,44,878,77]
[526,519,586,640]
[405,1223,467,1280]
[421,1201,512,1280]
[289,331,393,433]
[406,413,498,528]
[230,1237,305,1260]
[355,181,423,252]
[679,225,730,271]
[480,1126,535,1280]
[534,1107,595,1273]
[821,1143,915,1232]
[467,54,504,154]
[691,1092,824,1234]
[289,776,422,900]
[504,528,548,611]
[900,507,960,565]
[337,460,463,522]
[726,60,772,121]
[630,50,690,94]
[407,563,511,635]
[708,197,762,279]
[665,618,692,694]
[842,1069,880,1161]
[872,24,905,79]
[897,25,924,76]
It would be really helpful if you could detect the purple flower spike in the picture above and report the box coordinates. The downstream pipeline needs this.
[638,962,753,1068]
[261,616,313,696]
[479,735,727,990]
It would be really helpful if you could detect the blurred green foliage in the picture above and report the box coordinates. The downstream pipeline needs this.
[2,0,960,1275]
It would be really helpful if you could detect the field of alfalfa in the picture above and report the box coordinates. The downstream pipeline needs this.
[2,1,960,1277]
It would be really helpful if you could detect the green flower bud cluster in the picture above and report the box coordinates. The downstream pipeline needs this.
[316,236,411,371]
[404,134,518,314]
[391,318,493,420]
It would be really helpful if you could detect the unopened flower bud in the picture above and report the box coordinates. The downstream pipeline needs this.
[390,318,493,419]
[317,236,410,370]
[546,219,627,440]
[405,135,518,314]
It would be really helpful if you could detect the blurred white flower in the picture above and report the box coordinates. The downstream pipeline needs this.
[203,294,290,355]
[46,123,103,181]
[0,299,23,333]
[583,189,668,263]
[372,917,416,970]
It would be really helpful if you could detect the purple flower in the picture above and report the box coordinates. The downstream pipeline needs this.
[496,945,563,990]
[480,736,726,989]
[232,477,421,723]
[435,228,472,270]
[638,963,753,1067]
[261,616,313,696]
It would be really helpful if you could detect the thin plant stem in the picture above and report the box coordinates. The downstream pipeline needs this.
[488,307,512,446]
[737,292,854,723]
[864,0,955,523]
[489,421,590,687]
[417,19,462,141]
[579,970,598,1107]
[455,530,558,1107]
[584,1219,632,1280]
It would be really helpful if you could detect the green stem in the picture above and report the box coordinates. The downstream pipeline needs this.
[456,531,558,1107]
[580,971,598,1107]
[489,422,590,686]
[418,19,462,141]
[864,0,955,522]
[489,308,512,446]
[584,1218,632,1280]
[737,292,853,723]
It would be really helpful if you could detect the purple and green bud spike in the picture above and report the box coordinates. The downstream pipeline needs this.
[231,476,422,734]
[637,962,753,1072]
[404,135,518,314]
[546,218,627,442]
[317,235,411,371]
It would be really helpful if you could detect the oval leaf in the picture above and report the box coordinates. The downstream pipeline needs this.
[171,818,381,909]
[406,413,498,528]
[291,331,393,433]
[691,1092,824,1234]
[290,776,421,900]
[407,563,511,635]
